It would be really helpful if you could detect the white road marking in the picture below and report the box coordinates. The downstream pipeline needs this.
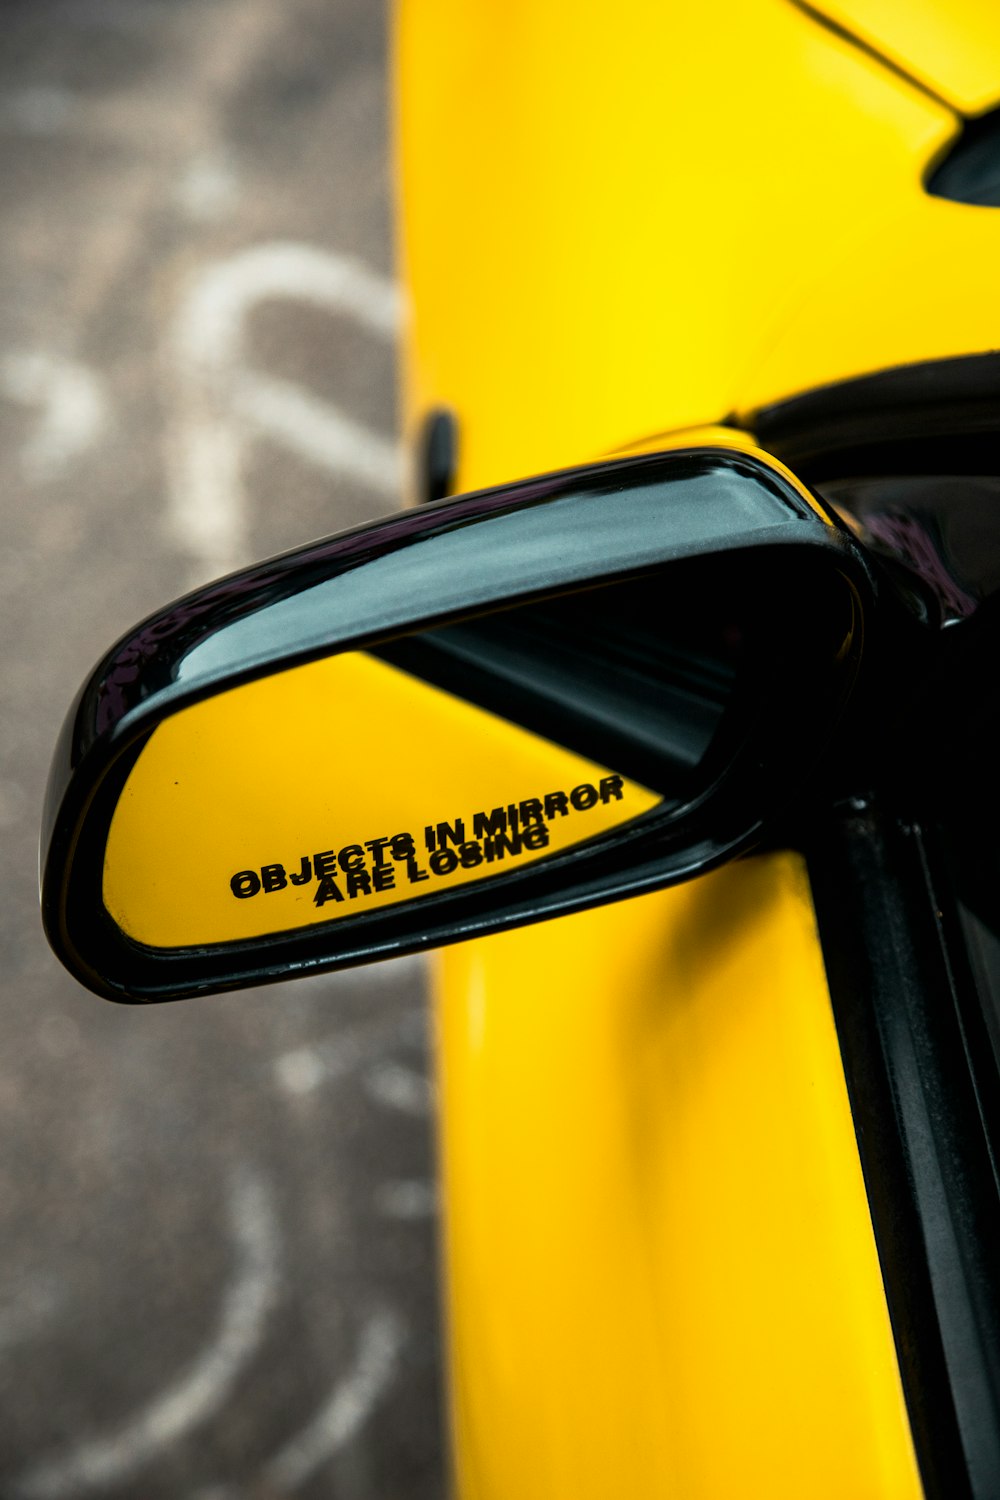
[166,414,243,578]
[233,371,399,494]
[274,1047,329,1097]
[186,1310,404,1499]
[11,1166,281,1500]
[174,242,400,352]
[264,1309,405,1492]
[274,1021,427,1100]
[1,351,109,481]
[173,147,241,222]
[364,1060,433,1116]
[167,241,402,582]
[272,989,428,1102]
[374,1180,437,1219]
[271,957,428,1100]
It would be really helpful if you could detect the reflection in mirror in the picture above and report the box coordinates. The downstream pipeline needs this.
[100,562,796,952]
[374,570,746,799]
[103,644,663,949]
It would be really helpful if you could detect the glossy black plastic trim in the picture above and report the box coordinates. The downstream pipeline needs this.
[751,355,1000,625]
[417,407,459,504]
[754,353,1000,478]
[927,105,1000,206]
[808,802,1000,1500]
[41,446,873,1002]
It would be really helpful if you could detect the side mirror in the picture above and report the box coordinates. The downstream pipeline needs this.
[41,447,871,1001]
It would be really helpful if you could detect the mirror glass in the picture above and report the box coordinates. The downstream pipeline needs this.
[99,562,841,951]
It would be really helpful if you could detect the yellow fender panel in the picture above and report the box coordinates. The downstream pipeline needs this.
[436,856,920,1499]
[803,0,1000,115]
[396,0,956,494]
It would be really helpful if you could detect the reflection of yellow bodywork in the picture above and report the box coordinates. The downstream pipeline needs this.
[393,0,1000,1494]
[103,651,657,948]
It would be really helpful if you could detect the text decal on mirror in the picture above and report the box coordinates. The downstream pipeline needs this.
[103,653,660,949]
[229,775,629,908]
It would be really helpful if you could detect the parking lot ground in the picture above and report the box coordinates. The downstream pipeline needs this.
[0,2,444,1495]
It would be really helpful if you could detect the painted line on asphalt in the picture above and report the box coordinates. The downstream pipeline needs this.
[363,1060,433,1116]
[166,241,402,582]
[1,351,109,481]
[11,1165,281,1500]
[271,957,428,1100]
[187,1309,404,1499]
[233,371,399,495]
[374,1180,437,1219]
[273,1007,428,1100]
[264,1309,405,1492]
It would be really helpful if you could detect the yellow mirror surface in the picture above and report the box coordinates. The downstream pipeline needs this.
[102,651,660,949]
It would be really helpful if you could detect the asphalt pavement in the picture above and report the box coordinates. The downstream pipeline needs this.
[0,2,444,1495]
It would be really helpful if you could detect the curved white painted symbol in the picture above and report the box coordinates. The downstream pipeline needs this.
[11,1165,281,1500]
[264,1308,404,1492]
[364,1060,433,1116]
[375,1180,437,1219]
[188,1308,405,1499]
[271,960,427,1099]
[167,241,402,582]
[1,351,109,481]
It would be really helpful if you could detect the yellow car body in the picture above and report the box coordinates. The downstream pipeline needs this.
[395,3,1000,1495]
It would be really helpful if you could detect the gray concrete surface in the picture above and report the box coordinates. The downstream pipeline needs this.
[0,1,444,1494]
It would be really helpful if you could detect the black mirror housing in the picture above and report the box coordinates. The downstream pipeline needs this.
[41,446,872,1002]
